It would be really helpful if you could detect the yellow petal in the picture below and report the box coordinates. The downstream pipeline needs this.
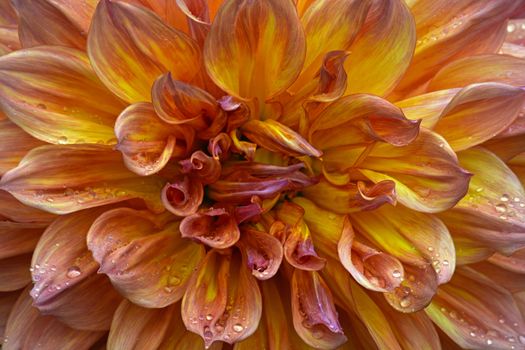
[433,83,525,151]
[360,129,471,213]
[181,249,262,347]
[204,0,305,101]
[0,120,44,176]
[31,208,122,331]
[87,0,201,103]
[0,46,124,144]
[0,145,166,214]
[344,0,416,96]
[87,208,205,308]
[13,0,87,49]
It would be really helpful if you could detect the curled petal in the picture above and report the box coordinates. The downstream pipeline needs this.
[303,178,396,214]
[161,176,204,217]
[115,102,193,176]
[3,287,104,350]
[180,207,240,249]
[238,227,284,280]
[13,0,87,49]
[180,150,221,184]
[338,217,404,292]
[0,190,55,224]
[208,133,232,160]
[0,46,124,144]
[426,267,525,349]
[182,249,262,348]
[152,73,218,128]
[0,145,165,214]
[88,0,200,103]
[291,269,347,349]
[87,208,205,308]
[309,50,350,103]
[204,0,305,100]
[242,119,322,158]
[359,129,471,213]
[345,0,416,96]
[433,83,525,151]
[30,209,122,331]
[230,130,257,161]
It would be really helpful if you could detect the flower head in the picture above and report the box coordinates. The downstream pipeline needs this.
[1,0,525,349]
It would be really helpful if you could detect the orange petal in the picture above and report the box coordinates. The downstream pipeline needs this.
[428,54,525,91]
[13,0,87,49]
[359,129,471,213]
[0,254,32,292]
[30,208,122,331]
[0,46,124,145]
[115,102,188,176]
[489,249,525,274]
[3,286,104,349]
[0,221,44,260]
[237,227,283,280]
[161,176,204,217]
[289,0,370,91]
[179,150,222,185]
[395,0,518,97]
[180,207,240,249]
[0,25,20,55]
[204,0,305,101]
[432,83,525,151]
[87,0,201,103]
[181,249,262,348]
[308,50,350,104]
[394,88,461,129]
[87,208,205,308]
[0,1,18,26]
[0,291,19,339]
[438,147,525,255]
[0,190,55,224]
[344,0,416,96]
[242,119,322,158]
[338,216,404,292]
[0,145,166,214]
[291,269,347,349]
[426,267,525,349]
[0,120,45,176]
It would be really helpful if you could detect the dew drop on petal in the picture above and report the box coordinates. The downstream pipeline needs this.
[486,339,493,346]
[392,270,402,278]
[233,324,244,333]
[495,203,507,213]
[400,297,411,308]
[206,314,213,321]
[508,23,517,33]
[58,136,68,144]
[501,194,510,202]
[66,266,81,278]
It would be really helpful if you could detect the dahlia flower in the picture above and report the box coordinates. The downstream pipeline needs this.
[1,0,525,349]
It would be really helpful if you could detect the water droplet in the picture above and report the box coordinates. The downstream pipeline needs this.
[476,187,484,193]
[206,314,213,321]
[46,197,55,203]
[496,203,507,213]
[400,297,411,308]
[203,326,213,339]
[499,215,508,220]
[508,23,517,33]
[470,331,477,337]
[499,318,505,324]
[501,194,510,202]
[164,286,173,293]
[58,136,68,144]
[233,324,244,333]
[486,338,493,346]
[392,270,402,278]
[168,276,181,286]
[36,103,47,109]
[442,260,449,266]
[66,266,81,278]
[427,247,434,252]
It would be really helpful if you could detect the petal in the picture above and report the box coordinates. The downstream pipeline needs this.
[289,0,371,91]
[0,145,166,214]
[438,147,525,255]
[0,46,124,144]
[204,0,305,100]
[351,204,456,285]
[0,190,55,224]
[87,208,205,308]
[291,269,347,349]
[0,25,20,56]
[337,216,404,292]
[179,151,221,185]
[395,0,519,96]
[428,54,525,90]
[161,176,204,217]
[115,102,189,176]
[0,120,44,176]
[3,287,104,349]
[395,88,461,129]
[426,267,525,349]
[134,0,190,33]
[242,119,322,158]
[308,50,350,104]
[151,73,219,128]
[0,291,18,339]
[13,0,87,49]
[0,2,18,26]
[179,207,240,249]
[237,227,283,280]
[0,221,44,260]
[432,83,525,151]
[359,129,471,213]
[43,0,98,33]
[489,249,525,274]
[344,0,416,96]
[87,0,201,103]
[30,208,122,331]
[0,254,32,292]
[181,249,262,348]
